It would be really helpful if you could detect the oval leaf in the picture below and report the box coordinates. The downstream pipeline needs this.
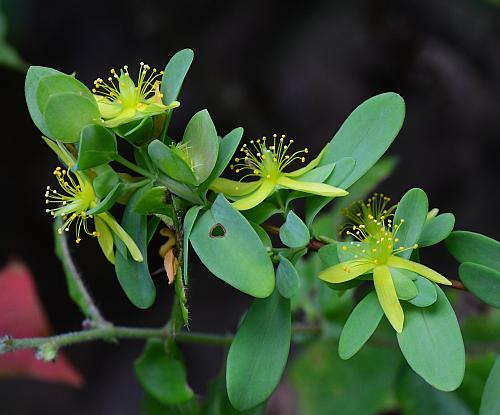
[276,255,300,299]
[279,211,310,248]
[419,213,455,247]
[480,356,500,415]
[135,339,193,405]
[226,290,291,411]
[320,92,405,188]
[182,109,219,183]
[447,231,500,270]
[339,290,383,360]
[459,262,500,308]
[148,139,198,185]
[408,275,437,307]
[43,92,100,143]
[393,188,429,259]
[161,49,194,106]
[77,124,117,170]
[114,186,156,308]
[397,287,465,391]
[190,195,275,298]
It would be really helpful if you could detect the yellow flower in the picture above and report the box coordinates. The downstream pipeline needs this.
[210,134,348,210]
[319,194,451,333]
[92,62,180,128]
[45,167,143,263]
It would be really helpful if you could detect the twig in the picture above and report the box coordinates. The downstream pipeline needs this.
[0,324,323,355]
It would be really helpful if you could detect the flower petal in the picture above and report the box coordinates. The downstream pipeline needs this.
[95,216,115,264]
[319,260,375,283]
[373,265,404,333]
[277,176,348,197]
[210,177,261,197]
[99,212,143,262]
[231,180,275,211]
[102,108,137,128]
[387,255,452,285]
[284,147,326,177]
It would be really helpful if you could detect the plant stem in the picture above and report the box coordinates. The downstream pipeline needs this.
[0,324,322,355]
[113,154,156,179]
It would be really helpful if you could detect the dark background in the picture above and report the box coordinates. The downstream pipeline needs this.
[1,0,499,414]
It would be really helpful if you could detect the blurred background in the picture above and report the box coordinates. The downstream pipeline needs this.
[0,0,499,413]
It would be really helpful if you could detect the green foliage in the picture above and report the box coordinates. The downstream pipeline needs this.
[77,125,117,169]
[447,231,500,270]
[275,255,300,299]
[419,213,455,247]
[338,290,383,360]
[292,342,401,415]
[226,290,291,411]
[393,188,429,258]
[135,339,193,405]
[480,356,500,415]
[397,287,465,391]
[459,263,500,308]
[190,195,275,297]
[115,185,156,308]
[279,211,310,248]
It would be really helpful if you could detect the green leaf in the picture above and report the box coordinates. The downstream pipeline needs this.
[397,287,465,391]
[279,211,310,248]
[305,157,356,227]
[114,116,154,146]
[480,356,500,415]
[447,231,500,270]
[226,290,291,411]
[135,339,193,405]
[458,354,497,413]
[93,164,120,199]
[419,213,455,247]
[25,66,64,136]
[397,369,473,415]
[459,262,500,308]
[243,200,282,224]
[320,92,405,188]
[76,124,117,169]
[143,393,201,415]
[148,139,198,185]
[190,195,275,298]
[408,275,437,307]
[391,268,418,300]
[36,73,94,112]
[339,290,383,360]
[43,92,100,143]
[183,205,204,285]
[204,372,265,415]
[182,109,219,183]
[132,186,173,216]
[115,186,156,308]
[291,342,401,415]
[199,127,244,194]
[393,188,429,259]
[161,49,194,106]
[86,183,124,215]
[276,255,300,299]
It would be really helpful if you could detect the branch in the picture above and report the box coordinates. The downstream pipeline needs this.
[0,324,322,356]
[55,222,108,326]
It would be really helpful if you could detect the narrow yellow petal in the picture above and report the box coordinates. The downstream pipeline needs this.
[319,260,375,283]
[284,147,326,177]
[277,176,348,197]
[231,180,275,211]
[373,265,404,333]
[387,255,452,285]
[209,177,261,197]
[95,215,115,264]
[99,212,144,262]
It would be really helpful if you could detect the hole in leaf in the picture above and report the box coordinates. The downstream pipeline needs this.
[209,223,226,238]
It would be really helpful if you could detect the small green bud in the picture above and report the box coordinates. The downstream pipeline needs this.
[35,343,58,362]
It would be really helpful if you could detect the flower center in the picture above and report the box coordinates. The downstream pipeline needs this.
[230,134,308,182]
[340,194,417,265]
[45,167,98,243]
[92,62,164,108]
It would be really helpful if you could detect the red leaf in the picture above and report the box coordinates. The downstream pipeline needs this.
[0,261,83,387]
